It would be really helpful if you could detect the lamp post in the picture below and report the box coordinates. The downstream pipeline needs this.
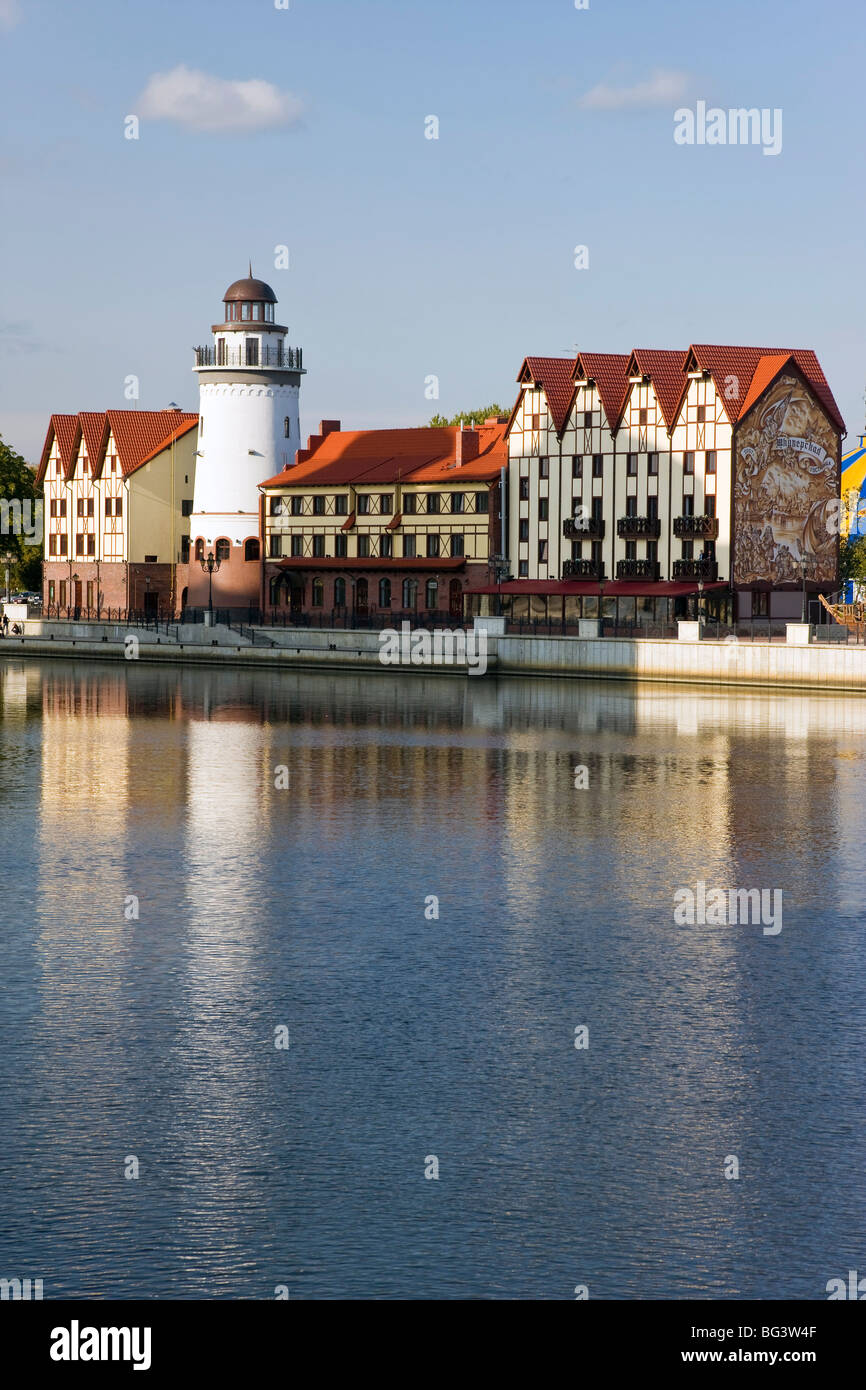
[698,577,704,625]
[199,550,221,625]
[71,572,80,620]
[801,554,809,624]
[2,550,13,603]
[598,574,606,636]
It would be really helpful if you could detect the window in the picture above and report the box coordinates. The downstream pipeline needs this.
[572,456,583,478]
[425,579,438,610]
[625,541,637,560]
[538,540,548,564]
[626,495,637,517]
[403,493,417,514]
[684,452,695,475]
[195,538,205,561]
[245,538,260,561]
[242,304,251,321]
[639,408,648,425]
[519,519,529,542]
[334,578,347,608]
[380,533,393,558]
[450,534,464,557]
[591,496,603,523]
[144,555,157,563]
[648,452,659,476]
[403,534,416,558]
[110,456,117,474]
[335,495,348,515]
[519,477,530,501]
[291,496,304,515]
[291,535,303,556]
[49,535,57,555]
[706,495,716,518]
[313,496,325,515]
[682,494,695,517]
[697,405,707,423]
[48,581,55,604]
[647,540,658,563]
[571,540,583,559]
[181,536,190,563]
[269,496,283,516]
[335,534,348,557]
[426,534,440,558]
[647,495,658,522]
[77,498,84,517]
[312,578,323,607]
[105,497,112,516]
[531,413,540,430]
[76,533,84,555]
[253,304,262,321]
[583,411,593,429]
[357,494,370,514]
[59,581,66,606]
[627,453,638,476]
[539,457,549,479]
[426,493,440,514]
[451,493,464,514]
[753,590,769,616]
[245,338,258,366]
[592,454,603,477]
[59,498,67,517]
[681,540,694,559]
[475,491,488,513]
[403,578,418,609]
[181,499,193,516]
[518,560,528,577]
[356,535,369,557]
[87,535,95,555]
[706,450,717,474]
[380,494,393,514]
[539,497,548,521]
[114,497,122,517]
[379,578,391,607]
[59,535,68,555]
[269,535,282,558]
[215,538,230,561]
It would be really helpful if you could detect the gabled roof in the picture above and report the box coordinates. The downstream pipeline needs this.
[573,353,631,432]
[37,410,198,484]
[684,345,845,432]
[512,356,578,436]
[627,349,687,431]
[259,422,507,489]
[37,414,78,482]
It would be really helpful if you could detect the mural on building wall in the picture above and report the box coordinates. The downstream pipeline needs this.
[733,373,838,585]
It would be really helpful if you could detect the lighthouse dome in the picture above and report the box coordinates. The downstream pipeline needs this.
[224,276,277,304]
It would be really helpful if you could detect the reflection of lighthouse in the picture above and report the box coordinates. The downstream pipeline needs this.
[189,269,305,611]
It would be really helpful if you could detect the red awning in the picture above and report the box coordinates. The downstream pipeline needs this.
[464,579,729,597]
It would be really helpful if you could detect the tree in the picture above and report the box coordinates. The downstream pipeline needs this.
[839,535,866,585]
[0,434,42,591]
[428,404,509,428]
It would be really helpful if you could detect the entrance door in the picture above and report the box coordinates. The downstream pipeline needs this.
[449,578,463,619]
[144,590,158,619]
[290,583,303,618]
[356,578,368,616]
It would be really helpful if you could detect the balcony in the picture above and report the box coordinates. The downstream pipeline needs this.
[563,516,605,540]
[617,515,661,539]
[672,558,719,581]
[616,559,660,581]
[673,514,719,539]
[563,558,606,580]
[193,345,304,370]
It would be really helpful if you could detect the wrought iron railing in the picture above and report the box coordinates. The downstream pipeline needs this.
[672,558,719,580]
[616,559,661,580]
[563,516,605,539]
[617,516,661,539]
[562,558,606,579]
[673,515,719,538]
[193,345,303,369]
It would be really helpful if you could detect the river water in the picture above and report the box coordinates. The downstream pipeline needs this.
[0,657,864,1300]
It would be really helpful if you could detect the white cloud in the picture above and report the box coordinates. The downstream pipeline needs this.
[137,64,304,133]
[578,69,691,112]
[0,1,22,31]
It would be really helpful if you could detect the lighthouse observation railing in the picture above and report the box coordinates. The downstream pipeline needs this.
[193,345,303,370]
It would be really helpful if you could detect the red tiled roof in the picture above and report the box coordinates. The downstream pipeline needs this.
[259,423,507,489]
[686,345,845,431]
[78,411,110,476]
[573,353,631,431]
[36,414,78,483]
[737,353,794,420]
[106,409,199,476]
[629,349,687,431]
[514,356,577,436]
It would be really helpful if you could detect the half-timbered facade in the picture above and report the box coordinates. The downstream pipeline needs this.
[37,409,198,616]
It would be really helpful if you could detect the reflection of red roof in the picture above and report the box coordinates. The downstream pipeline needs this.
[629,350,687,430]
[259,422,506,489]
[573,353,631,431]
[37,409,198,483]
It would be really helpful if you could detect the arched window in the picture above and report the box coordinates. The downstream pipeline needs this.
[334,577,346,608]
[244,538,260,561]
[403,578,418,610]
[194,538,204,561]
[425,579,438,610]
[312,578,323,607]
[215,538,230,561]
[379,577,391,608]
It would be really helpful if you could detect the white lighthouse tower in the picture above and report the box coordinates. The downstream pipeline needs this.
[189,268,304,613]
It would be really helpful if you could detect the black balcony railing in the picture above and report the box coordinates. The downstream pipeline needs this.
[193,345,304,370]
[617,516,661,539]
[673,515,719,538]
[616,559,661,580]
[562,558,606,579]
[672,558,719,581]
[563,516,605,539]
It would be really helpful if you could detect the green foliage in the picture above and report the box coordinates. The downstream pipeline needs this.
[428,405,509,428]
[839,535,866,583]
[0,434,42,590]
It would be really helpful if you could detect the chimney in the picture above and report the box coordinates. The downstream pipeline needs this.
[455,427,479,467]
[320,419,341,437]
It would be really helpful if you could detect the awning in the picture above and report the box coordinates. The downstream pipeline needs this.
[464,579,729,597]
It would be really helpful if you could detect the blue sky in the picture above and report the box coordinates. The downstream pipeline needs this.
[1,0,864,462]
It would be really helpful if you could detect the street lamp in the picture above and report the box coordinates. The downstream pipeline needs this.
[71,572,80,619]
[199,550,221,623]
[598,574,606,636]
[698,577,704,625]
[801,554,809,623]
